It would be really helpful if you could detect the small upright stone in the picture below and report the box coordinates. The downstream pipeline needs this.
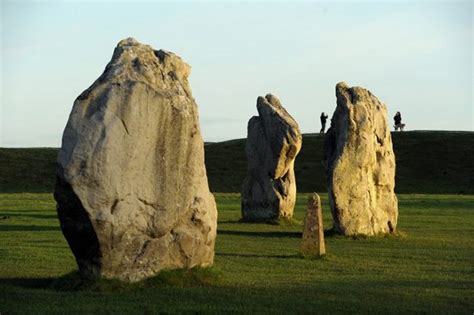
[301,193,326,257]
[241,94,302,222]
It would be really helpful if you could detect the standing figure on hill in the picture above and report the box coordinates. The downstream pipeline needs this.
[393,111,405,131]
[320,112,329,133]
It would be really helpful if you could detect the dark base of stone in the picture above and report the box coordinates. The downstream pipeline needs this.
[54,174,101,278]
[241,201,280,223]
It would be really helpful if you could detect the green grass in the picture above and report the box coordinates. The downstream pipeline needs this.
[47,267,220,292]
[2,131,473,194]
[1,193,473,313]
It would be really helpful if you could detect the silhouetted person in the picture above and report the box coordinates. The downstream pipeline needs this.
[320,112,328,133]
[393,111,405,131]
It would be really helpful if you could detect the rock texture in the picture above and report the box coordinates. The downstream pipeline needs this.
[323,82,398,236]
[301,193,326,257]
[241,94,302,222]
[54,38,217,282]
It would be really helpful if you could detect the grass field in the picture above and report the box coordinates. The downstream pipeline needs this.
[1,131,473,313]
[1,193,473,313]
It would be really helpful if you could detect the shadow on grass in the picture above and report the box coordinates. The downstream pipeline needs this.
[0,268,221,292]
[218,220,247,224]
[217,230,302,238]
[0,212,58,220]
[0,224,60,232]
[217,229,344,239]
[219,218,303,226]
[216,252,301,259]
[0,277,52,289]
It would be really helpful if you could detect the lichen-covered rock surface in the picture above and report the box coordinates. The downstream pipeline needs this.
[54,38,217,282]
[241,94,302,222]
[323,82,398,236]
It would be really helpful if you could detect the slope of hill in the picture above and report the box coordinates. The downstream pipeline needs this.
[1,131,473,194]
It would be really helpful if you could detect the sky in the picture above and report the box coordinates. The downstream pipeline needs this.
[1,1,472,147]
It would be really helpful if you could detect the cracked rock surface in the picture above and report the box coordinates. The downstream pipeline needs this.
[241,94,302,222]
[54,38,217,282]
[323,82,398,236]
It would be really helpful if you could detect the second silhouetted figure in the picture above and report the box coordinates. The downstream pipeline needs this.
[320,112,329,133]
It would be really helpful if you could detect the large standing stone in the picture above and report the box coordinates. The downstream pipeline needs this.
[323,82,398,236]
[301,193,326,257]
[54,38,217,282]
[241,94,302,222]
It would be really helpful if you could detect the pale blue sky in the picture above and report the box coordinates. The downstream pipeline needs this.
[1,1,472,147]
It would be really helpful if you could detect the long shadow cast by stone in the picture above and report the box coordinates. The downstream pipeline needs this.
[0,268,220,292]
[219,219,291,225]
[217,230,302,238]
[216,252,301,259]
[0,277,54,289]
[218,220,247,224]
[0,272,118,292]
[217,229,340,239]
[0,272,105,291]
[0,225,60,232]
[26,241,69,249]
[0,212,59,220]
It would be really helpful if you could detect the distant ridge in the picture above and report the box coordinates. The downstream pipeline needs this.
[1,131,473,194]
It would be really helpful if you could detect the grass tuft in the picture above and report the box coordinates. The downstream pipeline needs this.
[49,267,221,292]
[299,252,327,260]
[347,230,408,240]
[50,271,128,292]
[143,267,221,288]
[277,217,303,227]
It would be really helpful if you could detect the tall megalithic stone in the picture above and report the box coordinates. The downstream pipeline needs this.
[301,193,326,257]
[323,82,398,236]
[54,38,217,282]
[241,94,302,222]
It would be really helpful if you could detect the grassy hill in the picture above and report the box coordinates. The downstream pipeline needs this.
[1,131,473,194]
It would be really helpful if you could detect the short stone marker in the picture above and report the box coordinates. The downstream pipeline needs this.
[301,193,326,257]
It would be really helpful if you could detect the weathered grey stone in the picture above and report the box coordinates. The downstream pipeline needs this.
[301,193,326,257]
[323,82,398,236]
[54,38,217,282]
[241,94,302,222]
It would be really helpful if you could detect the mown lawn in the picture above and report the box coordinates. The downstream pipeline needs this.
[0,193,473,314]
